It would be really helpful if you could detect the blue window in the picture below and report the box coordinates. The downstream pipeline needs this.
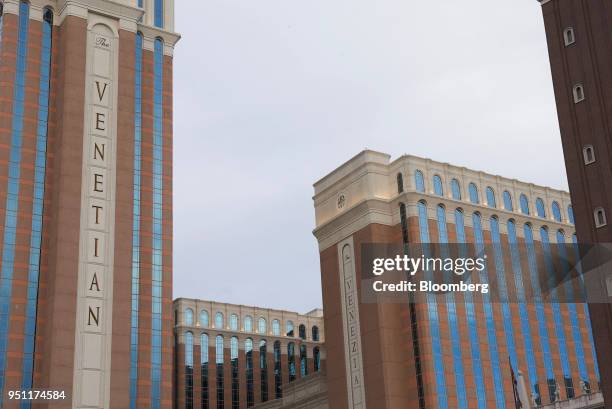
[436,205,467,409]
[536,198,546,218]
[507,220,539,403]
[433,175,444,196]
[231,337,239,408]
[468,183,479,204]
[245,339,254,406]
[451,179,461,200]
[503,191,513,211]
[200,310,209,327]
[244,316,253,332]
[201,334,209,408]
[150,38,165,409]
[286,320,294,337]
[520,194,530,215]
[258,318,267,334]
[216,335,224,362]
[154,0,164,28]
[415,170,425,193]
[216,336,224,408]
[417,201,448,408]
[397,173,404,193]
[300,344,308,377]
[568,205,575,224]
[274,341,282,398]
[185,332,194,409]
[312,326,319,342]
[486,187,496,208]
[260,340,268,401]
[298,324,306,340]
[185,309,194,326]
[552,201,562,222]
[288,342,296,382]
[215,312,224,329]
[272,319,281,336]
[313,347,321,372]
[472,213,506,408]
[230,314,239,331]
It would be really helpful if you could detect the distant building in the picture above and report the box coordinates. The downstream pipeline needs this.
[537,0,612,405]
[312,150,600,409]
[173,299,325,409]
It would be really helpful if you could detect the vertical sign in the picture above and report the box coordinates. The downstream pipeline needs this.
[338,238,366,409]
[73,18,118,409]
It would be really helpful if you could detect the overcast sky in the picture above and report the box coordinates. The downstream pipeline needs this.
[172,0,566,313]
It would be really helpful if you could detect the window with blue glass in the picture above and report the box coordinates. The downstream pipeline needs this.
[568,205,574,224]
[230,313,239,331]
[1,1,30,400]
[506,220,539,403]
[503,191,513,211]
[433,175,444,196]
[536,198,546,218]
[436,205,467,409]
[486,187,496,208]
[472,213,506,408]
[274,341,282,398]
[185,332,194,409]
[468,183,479,204]
[258,317,267,334]
[552,201,562,222]
[416,201,448,408]
[286,320,294,337]
[415,170,425,193]
[288,342,296,382]
[154,0,164,28]
[313,347,321,372]
[244,315,253,332]
[245,339,254,407]
[216,335,224,409]
[215,312,224,329]
[300,344,308,377]
[397,173,404,193]
[20,6,53,403]
[185,309,194,326]
[200,310,209,327]
[201,334,209,409]
[451,179,461,200]
[520,194,530,215]
[260,340,268,402]
[312,326,319,342]
[150,38,164,409]
[298,324,306,340]
[272,319,280,336]
[231,337,239,409]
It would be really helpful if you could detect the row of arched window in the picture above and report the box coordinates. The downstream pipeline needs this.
[182,310,320,341]
[398,170,574,224]
[183,332,321,408]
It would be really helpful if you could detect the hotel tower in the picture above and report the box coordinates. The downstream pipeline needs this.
[313,150,601,409]
[0,0,179,408]
[537,0,612,405]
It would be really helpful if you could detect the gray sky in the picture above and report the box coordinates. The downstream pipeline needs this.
[172,0,566,313]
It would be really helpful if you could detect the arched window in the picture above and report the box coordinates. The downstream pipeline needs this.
[433,175,444,196]
[503,191,513,211]
[185,332,194,409]
[298,324,306,340]
[215,312,224,329]
[573,84,585,103]
[563,27,575,46]
[185,308,194,326]
[230,313,239,331]
[273,341,282,398]
[216,336,225,407]
[272,319,280,336]
[468,183,479,204]
[245,339,254,406]
[594,207,607,228]
[313,347,321,372]
[300,344,308,377]
[415,170,425,193]
[451,179,461,200]
[260,340,268,402]
[552,201,562,222]
[536,198,546,218]
[258,317,267,334]
[312,326,320,342]
[583,145,595,165]
[215,335,224,363]
[486,187,496,208]
[244,315,253,332]
[200,310,209,327]
[400,202,409,245]
[286,321,294,337]
[201,334,209,408]
[288,342,296,382]
[520,194,530,215]
[397,172,404,193]
[568,205,574,224]
[230,337,239,408]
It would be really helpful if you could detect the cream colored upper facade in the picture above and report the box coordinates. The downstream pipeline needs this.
[313,150,575,251]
